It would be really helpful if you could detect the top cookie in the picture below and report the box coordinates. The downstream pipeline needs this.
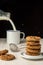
[26,36,41,41]
[0,49,8,55]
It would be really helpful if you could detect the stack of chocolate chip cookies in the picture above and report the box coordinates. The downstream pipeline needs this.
[26,36,41,56]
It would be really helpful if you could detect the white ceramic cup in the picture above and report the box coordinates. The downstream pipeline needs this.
[6,30,25,44]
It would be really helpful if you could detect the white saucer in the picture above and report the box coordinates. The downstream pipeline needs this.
[21,52,43,60]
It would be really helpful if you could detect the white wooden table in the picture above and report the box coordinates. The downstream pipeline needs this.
[0,38,43,65]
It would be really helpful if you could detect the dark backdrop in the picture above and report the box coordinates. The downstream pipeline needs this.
[0,1,43,38]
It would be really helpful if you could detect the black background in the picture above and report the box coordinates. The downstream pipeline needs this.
[0,1,43,38]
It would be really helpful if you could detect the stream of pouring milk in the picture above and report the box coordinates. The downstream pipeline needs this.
[0,16,16,31]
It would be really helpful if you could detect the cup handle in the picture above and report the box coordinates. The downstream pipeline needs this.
[20,32,25,41]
